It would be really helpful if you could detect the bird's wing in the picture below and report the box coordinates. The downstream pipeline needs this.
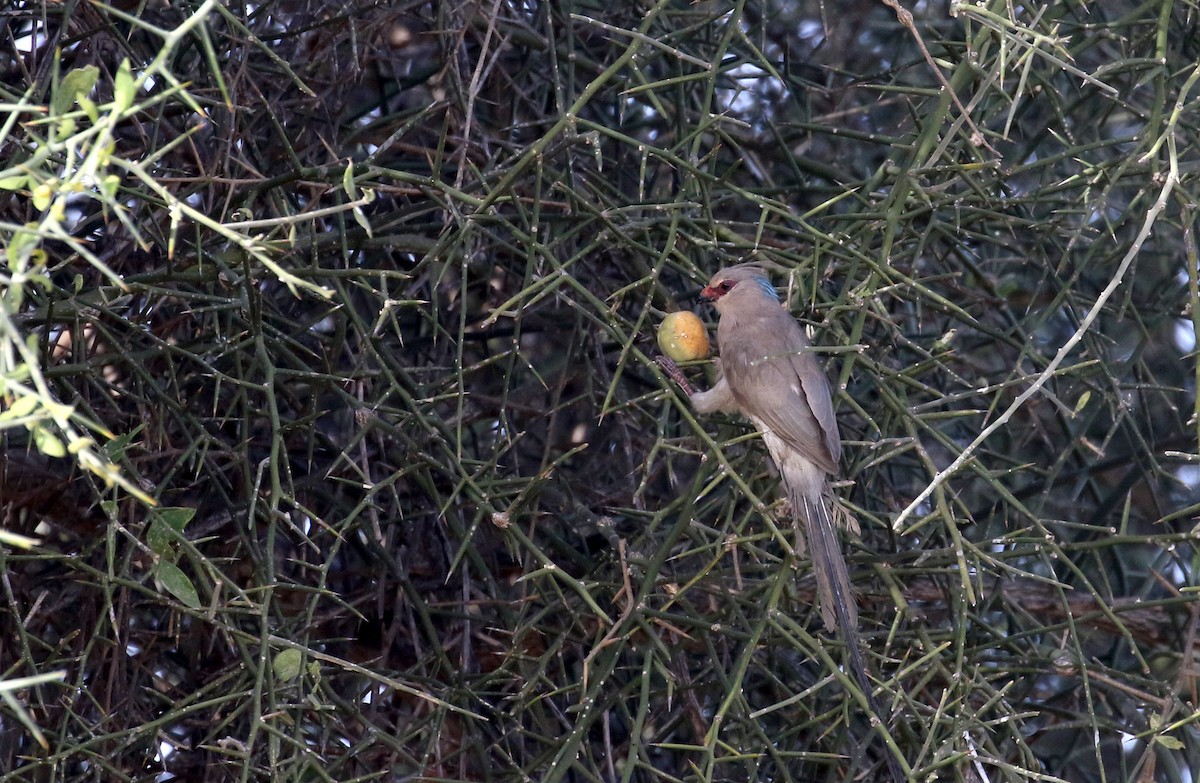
[789,339,841,466]
[725,313,840,474]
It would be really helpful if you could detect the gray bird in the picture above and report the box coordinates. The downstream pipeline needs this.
[659,264,903,781]
[682,264,853,632]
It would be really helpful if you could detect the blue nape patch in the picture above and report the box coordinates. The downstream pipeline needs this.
[752,276,778,300]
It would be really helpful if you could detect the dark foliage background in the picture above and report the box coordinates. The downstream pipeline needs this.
[2,1,1199,781]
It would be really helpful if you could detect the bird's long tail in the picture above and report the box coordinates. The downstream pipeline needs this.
[789,474,905,783]
[793,481,857,635]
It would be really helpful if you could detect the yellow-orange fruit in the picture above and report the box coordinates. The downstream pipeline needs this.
[657,311,710,362]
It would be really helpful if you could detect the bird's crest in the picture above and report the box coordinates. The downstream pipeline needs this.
[722,264,778,300]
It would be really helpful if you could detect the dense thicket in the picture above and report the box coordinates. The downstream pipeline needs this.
[2,1,1199,781]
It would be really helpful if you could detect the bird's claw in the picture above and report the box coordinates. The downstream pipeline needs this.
[656,355,696,397]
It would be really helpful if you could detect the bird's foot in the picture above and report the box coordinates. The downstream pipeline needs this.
[655,355,695,397]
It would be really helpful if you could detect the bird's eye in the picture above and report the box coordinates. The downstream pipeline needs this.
[718,280,734,292]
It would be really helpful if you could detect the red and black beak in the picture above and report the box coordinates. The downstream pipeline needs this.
[697,279,733,303]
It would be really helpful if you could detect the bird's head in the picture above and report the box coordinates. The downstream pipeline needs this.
[698,265,778,312]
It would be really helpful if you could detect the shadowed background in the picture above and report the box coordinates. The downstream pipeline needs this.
[1,1,1198,781]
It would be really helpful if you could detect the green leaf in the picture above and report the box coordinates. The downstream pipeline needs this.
[103,424,144,460]
[157,507,196,531]
[32,183,52,211]
[100,174,121,199]
[1155,734,1184,750]
[146,507,194,558]
[78,95,99,122]
[273,649,303,682]
[5,229,37,268]
[155,561,201,609]
[0,175,28,191]
[113,60,136,112]
[32,427,65,457]
[352,204,373,238]
[53,66,100,115]
[2,395,39,420]
[146,521,172,558]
